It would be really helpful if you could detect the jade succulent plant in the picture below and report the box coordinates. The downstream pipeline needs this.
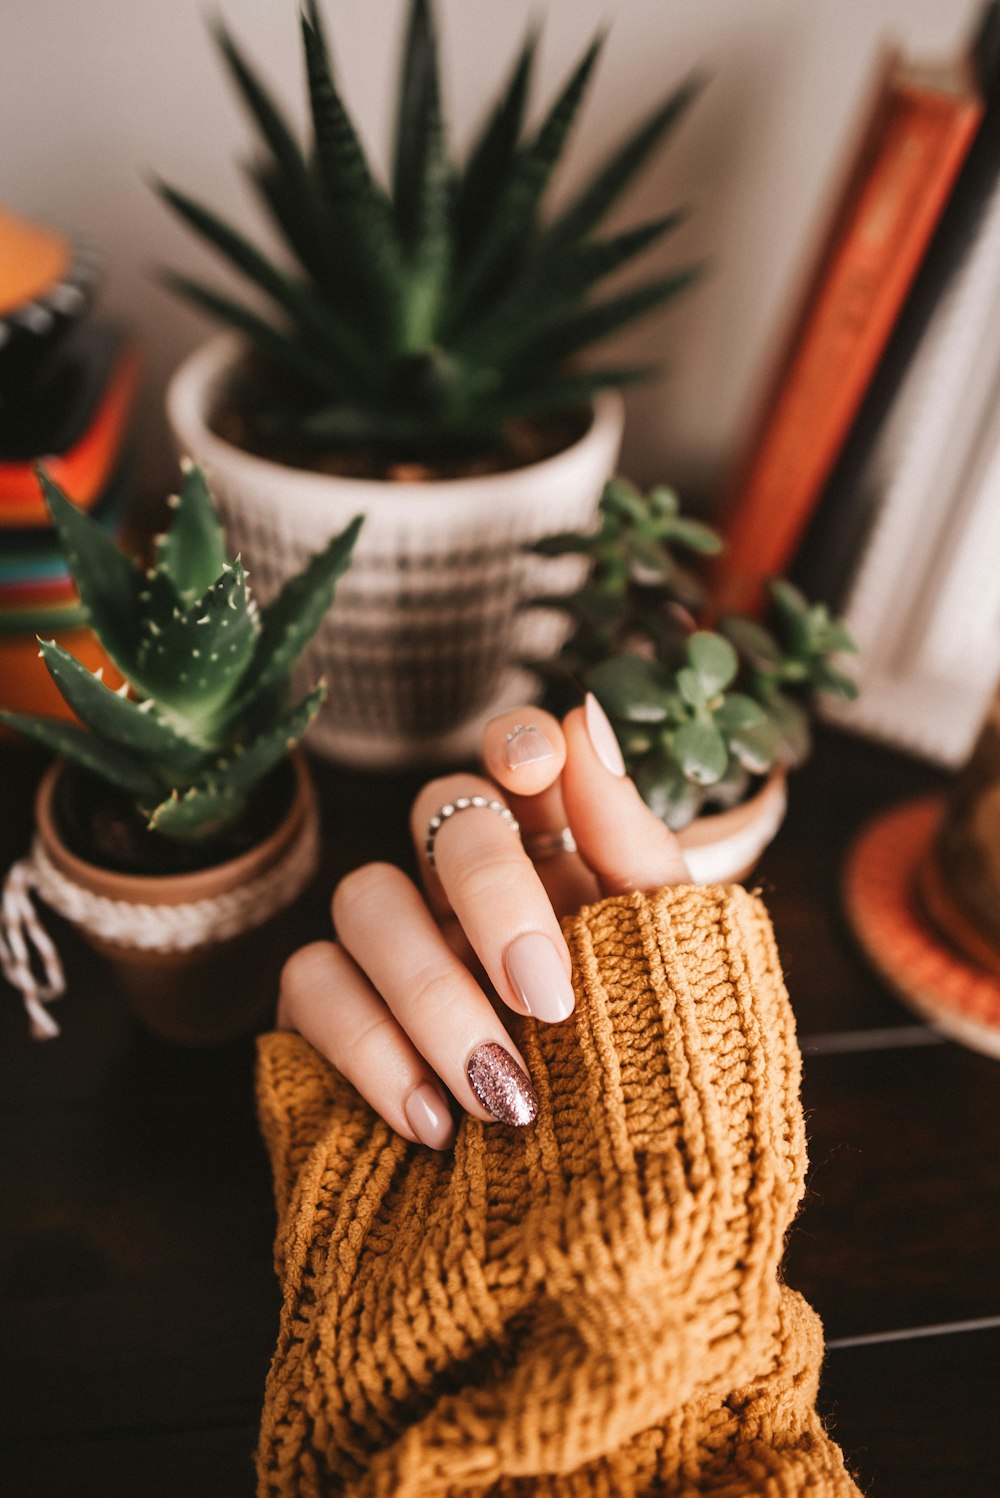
[156,0,701,458]
[0,465,360,843]
[533,478,858,829]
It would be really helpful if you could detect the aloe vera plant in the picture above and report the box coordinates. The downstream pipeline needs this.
[533,479,858,829]
[0,465,361,843]
[156,0,701,457]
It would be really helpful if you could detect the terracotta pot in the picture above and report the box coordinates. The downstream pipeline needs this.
[676,769,788,885]
[34,754,318,1046]
[167,334,624,768]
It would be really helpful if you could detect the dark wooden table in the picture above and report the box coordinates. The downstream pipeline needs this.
[1,728,997,1497]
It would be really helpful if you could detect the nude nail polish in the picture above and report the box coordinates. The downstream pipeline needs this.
[505,932,576,1023]
[504,723,555,770]
[584,692,626,777]
[404,1084,454,1150]
[467,1042,538,1125]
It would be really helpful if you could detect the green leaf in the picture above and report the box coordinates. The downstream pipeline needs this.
[234,514,363,711]
[137,559,259,735]
[676,667,705,708]
[811,662,859,702]
[721,614,782,668]
[213,19,314,195]
[586,655,676,724]
[0,711,161,801]
[762,692,811,764]
[496,364,659,420]
[688,631,738,695]
[455,32,604,318]
[155,463,228,609]
[393,0,449,257]
[633,745,703,829]
[672,719,728,785]
[544,73,704,247]
[522,265,703,365]
[158,273,347,398]
[666,518,723,555]
[713,692,766,732]
[38,469,145,684]
[541,210,687,297]
[729,717,782,774]
[148,685,324,839]
[154,187,380,384]
[37,641,207,778]
[300,13,401,319]
[455,30,536,259]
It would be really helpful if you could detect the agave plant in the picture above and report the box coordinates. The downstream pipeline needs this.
[0,465,360,842]
[532,478,858,828]
[156,0,701,457]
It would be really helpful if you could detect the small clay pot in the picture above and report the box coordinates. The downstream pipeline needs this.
[34,754,318,1046]
[676,769,788,885]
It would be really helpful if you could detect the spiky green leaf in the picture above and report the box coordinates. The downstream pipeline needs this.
[545,73,704,247]
[393,0,448,256]
[455,33,604,318]
[155,463,228,608]
[37,641,207,778]
[38,470,145,684]
[455,31,536,259]
[233,515,362,712]
[159,273,348,398]
[137,559,259,734]
[148,685,324,837]
[0,711,161,800]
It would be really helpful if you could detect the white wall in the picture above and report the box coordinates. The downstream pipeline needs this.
[0,0,981,501]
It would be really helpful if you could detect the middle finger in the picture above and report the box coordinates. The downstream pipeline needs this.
[411,774,576,1025]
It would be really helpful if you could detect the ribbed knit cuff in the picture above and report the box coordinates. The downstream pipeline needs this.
[255,884,858,1497]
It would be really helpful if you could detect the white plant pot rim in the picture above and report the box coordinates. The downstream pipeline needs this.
[166,333,626,521]
[677,769,788,886]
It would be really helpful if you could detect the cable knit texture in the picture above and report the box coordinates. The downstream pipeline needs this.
[255,883,859,1496]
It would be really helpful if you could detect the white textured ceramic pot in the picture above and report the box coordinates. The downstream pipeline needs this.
[677,769,788,885]
[167,335,624,767]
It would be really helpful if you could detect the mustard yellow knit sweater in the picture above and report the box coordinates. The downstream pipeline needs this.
[255,884,860,1497]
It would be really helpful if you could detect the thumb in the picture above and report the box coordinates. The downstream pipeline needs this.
[562,695,690,896]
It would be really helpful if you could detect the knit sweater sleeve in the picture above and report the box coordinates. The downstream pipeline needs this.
[255,883,859,1498]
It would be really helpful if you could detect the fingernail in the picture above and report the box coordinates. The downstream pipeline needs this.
[404,1083,455,1150]
[584,692,626,776]
[467,1042,538,1126]
[504,723,555,770]
[505,932,576,1023]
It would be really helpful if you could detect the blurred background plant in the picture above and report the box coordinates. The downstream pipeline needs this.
[156,0,701,464]
[531,477,859,828]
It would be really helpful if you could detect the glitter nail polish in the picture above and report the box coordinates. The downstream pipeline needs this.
[466,1042,538,1126]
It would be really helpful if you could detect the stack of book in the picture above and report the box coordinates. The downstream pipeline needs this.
[0,209,139,719]
[712,3,1000,767]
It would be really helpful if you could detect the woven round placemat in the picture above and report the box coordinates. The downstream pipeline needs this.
[843,796,1000,1059]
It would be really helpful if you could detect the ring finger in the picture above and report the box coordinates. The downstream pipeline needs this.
[411,774,577,1025]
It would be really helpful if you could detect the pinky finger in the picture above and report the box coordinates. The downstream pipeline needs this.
[277,941,456,1151]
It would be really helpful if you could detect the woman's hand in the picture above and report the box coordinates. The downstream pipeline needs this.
[277,695,690,1149]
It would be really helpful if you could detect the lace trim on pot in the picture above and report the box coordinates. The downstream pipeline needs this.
[0,817,320,1040]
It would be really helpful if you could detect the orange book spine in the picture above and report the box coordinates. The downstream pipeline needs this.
[711,72,982,618]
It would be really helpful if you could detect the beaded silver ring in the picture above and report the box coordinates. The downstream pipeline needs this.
[424,795,520,868]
